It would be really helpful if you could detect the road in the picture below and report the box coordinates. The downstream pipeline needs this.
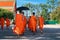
[0,24,60,40]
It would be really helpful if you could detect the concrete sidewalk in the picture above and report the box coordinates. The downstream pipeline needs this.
[44,24,60,28]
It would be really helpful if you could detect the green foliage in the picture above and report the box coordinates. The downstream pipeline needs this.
[40,4,48,20]
[0,8,14,20]
[23,0,60,24]
[50,7,60,23]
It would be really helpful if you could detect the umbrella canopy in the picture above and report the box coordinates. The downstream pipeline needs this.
[16,7,29,17]
[16,6,29,11]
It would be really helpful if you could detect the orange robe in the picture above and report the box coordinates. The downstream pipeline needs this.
[23,16,27,28]
[28,16,31,31]
[28,16,37,32]
[6,18,10,28]
[39,16,44,31]
[13,14,25,35]
[1,17,4,30]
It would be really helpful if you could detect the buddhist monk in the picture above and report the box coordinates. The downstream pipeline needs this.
[38,15,44,33]
[5,17,10,29]
[13,11,25,36]
[22,12,27,28]
[28,12,37,34]
[0,16,5,31]
[28,16,31,31]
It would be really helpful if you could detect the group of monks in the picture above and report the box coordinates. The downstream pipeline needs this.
[0,16,10,31]
[13,11,44,36]
[0,11,44,36]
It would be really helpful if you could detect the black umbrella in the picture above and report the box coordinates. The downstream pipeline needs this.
[16,7,29,17]
[16,6,29,11]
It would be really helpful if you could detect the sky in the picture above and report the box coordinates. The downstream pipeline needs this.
[16,0,47,8]
[16,0,47,16]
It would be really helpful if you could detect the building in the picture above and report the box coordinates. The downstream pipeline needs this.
[0,0,15,12]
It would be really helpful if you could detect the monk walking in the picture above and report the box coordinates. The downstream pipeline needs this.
[38,15,44,33]
[5,17,10,29]
[13,11,25,37]
[28,16,31,31]
[22,12,27,28]
[28,12,37,34]
[0,16,5,31]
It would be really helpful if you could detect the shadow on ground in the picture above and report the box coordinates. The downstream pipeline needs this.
[0,26,60,40]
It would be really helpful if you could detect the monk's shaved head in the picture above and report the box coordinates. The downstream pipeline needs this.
[21,12,24,15]
[32,12,35,15]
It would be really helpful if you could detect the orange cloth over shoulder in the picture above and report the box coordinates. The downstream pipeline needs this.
[13,13,25,35]
[23,16,27,28]
[39,16,44,30]
[6,18,10,27]
[28,16,37,32]
[0,17,4,30]
[28,16,31,30]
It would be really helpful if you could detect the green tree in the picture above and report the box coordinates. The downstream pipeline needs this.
[0,8,14,20]
[50,7,60,23]
[23,3,41,15]
[39,4,48,20]
[47,0,57,11]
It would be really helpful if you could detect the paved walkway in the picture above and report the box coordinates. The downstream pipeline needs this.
[0,24,60,40]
